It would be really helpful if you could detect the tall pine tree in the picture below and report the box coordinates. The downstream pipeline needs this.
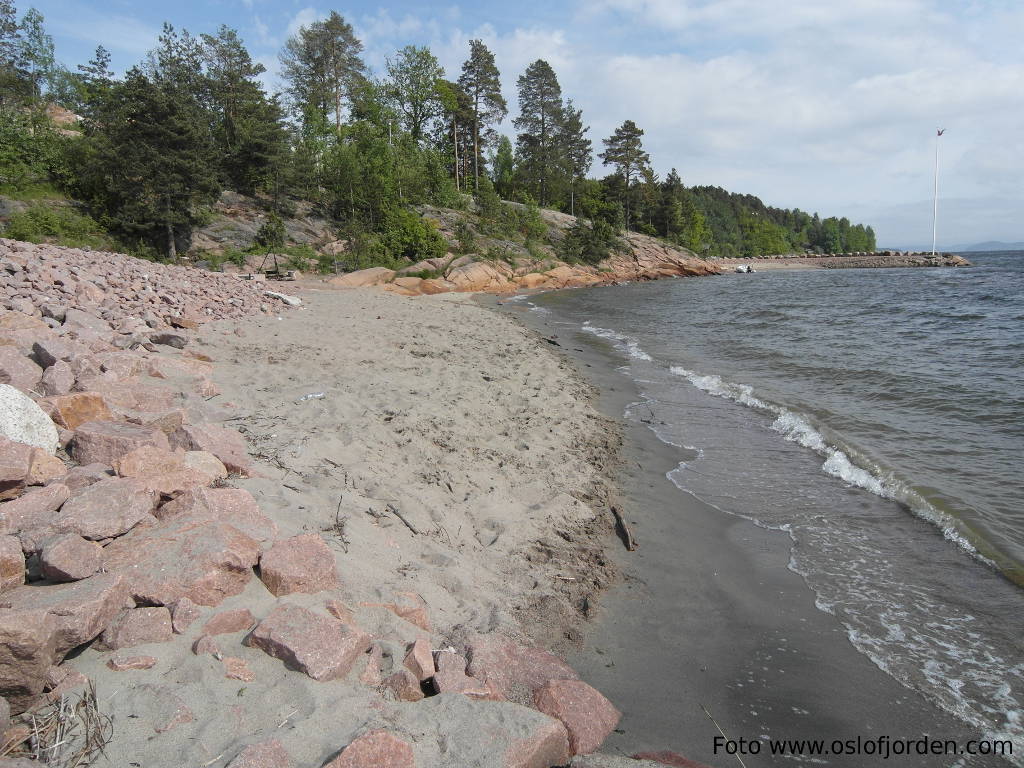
[457,39,505,190]
[599,119,650,231]
[514,59,563,207]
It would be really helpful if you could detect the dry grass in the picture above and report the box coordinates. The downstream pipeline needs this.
[1,682,113,767]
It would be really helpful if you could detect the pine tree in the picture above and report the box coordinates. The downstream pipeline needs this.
[75,67,220,257]
[16,8,53,107]
[76,44,114,112]
[559,99,591,215]
[491,134,515,198]
[599,120,650,231]
[0,0,20,104]
[280,11,365,132]
[385,45,443,143]
[457,39,505,190]
[434,78,472,192]
[200,26,287,194]
[514,59,563,207]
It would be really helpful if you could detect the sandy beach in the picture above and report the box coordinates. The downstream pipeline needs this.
[57,286,635,765]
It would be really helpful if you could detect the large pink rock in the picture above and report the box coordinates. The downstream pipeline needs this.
[99,607,173,650]
[171,422,252,476]
[39,392,112,430]
[55,477,157,540]
[258,534,339,596]
[466,634,580,703]
[39,534,102,581]
[112,444,214,496]
[0,573,128,711]
[432,652,492,698]
[0,438,32,495]
[0,483,69,536]
[384,668,424,702]
[156,487,277,542]
[325,730,415,768]
[533,679,620,755]
[101,513,259,606]
[0,348,42,393]
[244,602,370,681]
[0,537,23,592]
[71,420,170,466]
[53,463,112,493]
[226,739,293,768]
[39,360,74,396]
[26,448,64,485]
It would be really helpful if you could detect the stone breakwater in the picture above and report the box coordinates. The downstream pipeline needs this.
[0,239,708,768]
[714,251,971,270]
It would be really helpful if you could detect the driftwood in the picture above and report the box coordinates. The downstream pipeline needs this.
[610,506,637,551]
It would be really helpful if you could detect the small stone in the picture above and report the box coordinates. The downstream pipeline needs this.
[99,607,173,650]
[258,534,339,596]
[223,657,255,682]
[26,448,65,485]
[192,635,220,656]
[383,668,424,702]
[403,637,434,682]
[0,536,24,591]
[150,331,188,348]
[325,730,415,768]
[226,739,293,768]
[202,608,255,636]
[107,654,157,671]
[171,597,202,633]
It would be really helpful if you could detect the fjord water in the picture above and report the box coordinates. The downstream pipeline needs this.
[531,253,1024,754]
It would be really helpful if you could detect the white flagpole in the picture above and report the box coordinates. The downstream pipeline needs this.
[932,129,943,256]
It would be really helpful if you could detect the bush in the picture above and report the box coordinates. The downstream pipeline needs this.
[2,204,114,250]
[455,220,476,254]
[558,218,621,265]
[254,212,286,251]
[382,208,446,262]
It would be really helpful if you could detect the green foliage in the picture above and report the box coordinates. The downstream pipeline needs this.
[2,202,113,249]
[382,207,446,262]
[454,220,476,254]
[385,45,443,142]
[0,109,69,192]
[558,218,620,265]
[458,40,506,188]
[519,196,547,244]
[254,212,286,251]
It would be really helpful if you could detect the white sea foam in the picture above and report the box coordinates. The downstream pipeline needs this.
[666,364,993,562]
[581,322,652,361]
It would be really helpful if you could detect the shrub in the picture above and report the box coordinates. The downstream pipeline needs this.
[2,204,114,250]
[382,208,446,262]
[455,220,476,254]
[558,218,621,265]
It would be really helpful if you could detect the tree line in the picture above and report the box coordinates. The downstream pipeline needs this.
[0,2,875,262]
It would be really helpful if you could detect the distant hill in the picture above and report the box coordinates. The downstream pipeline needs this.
[951,241,1024,252]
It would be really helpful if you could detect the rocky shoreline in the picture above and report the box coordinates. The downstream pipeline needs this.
[0,238,708,767]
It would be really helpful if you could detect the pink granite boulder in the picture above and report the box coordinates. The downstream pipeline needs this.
[533,679,621,755]
[55,477,157,540]
[244,602,370,681]
[71,420,170,466]
[39,534,102,581]
[326,730,415,768]
[98,607,173,650]
[465,634,580,704]
[258,534,339,596]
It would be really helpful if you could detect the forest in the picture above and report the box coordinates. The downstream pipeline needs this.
[0,2,876,265]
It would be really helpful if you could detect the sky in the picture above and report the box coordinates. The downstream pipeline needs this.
[20,0,1024,248]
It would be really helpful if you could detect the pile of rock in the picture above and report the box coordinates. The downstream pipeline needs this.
[0,238,282,336]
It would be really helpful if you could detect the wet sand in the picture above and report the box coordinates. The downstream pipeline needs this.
[495,296,1006,767]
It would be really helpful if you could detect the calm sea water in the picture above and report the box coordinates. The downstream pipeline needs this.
[528,252,1024,758]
